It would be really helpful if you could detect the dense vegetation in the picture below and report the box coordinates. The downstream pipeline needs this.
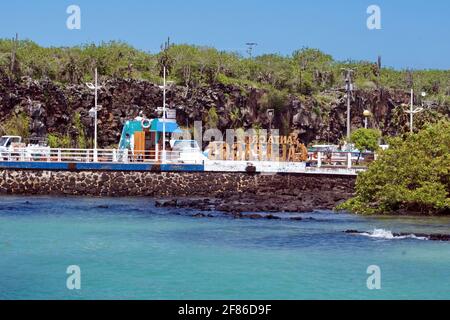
[0,112,30,139]
[1,38,450,102]
[350,128,382,152]
[339,120,450,215]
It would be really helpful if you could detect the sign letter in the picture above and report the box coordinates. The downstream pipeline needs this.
[367,5,381,30]
[66,5,81,30]
[66,265,81,290]
[366,265,381,290]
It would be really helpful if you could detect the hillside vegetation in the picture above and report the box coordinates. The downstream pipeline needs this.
[1,39,450,100]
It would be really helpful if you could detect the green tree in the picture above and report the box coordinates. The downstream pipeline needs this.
[351,128,381,162]
[73,112,88,149]
[0,112,30,139]
[339,120,450,215]
[206,107,219,129]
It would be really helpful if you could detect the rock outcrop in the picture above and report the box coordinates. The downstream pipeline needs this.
[344,230,450,241]
[1,72,448,147]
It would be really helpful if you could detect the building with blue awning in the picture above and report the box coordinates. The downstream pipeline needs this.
[118,117,183,161]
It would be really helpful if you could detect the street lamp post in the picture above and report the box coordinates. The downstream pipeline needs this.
[161,66,167,164]
[363,110,372,129]
[342,69,354,142]
[409,89,414,133]
[86,68,102,162]
[94,68,98,155]
[157,68,174,164]
[404,89,425,133]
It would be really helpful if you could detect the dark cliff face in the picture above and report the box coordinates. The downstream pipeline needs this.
[0,73,448,147]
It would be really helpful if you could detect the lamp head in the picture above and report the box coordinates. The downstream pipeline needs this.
[363,110,372,117]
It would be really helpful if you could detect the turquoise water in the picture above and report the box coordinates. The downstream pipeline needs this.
[0,196,449,300]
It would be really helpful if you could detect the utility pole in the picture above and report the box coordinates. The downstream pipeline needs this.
[409,89,414,133]
[160,37,171,163]
[85,68,102,162]
[246,43,258,59]
[404,89,424,133]
[162,64,167,163]
[94,68,98,157]
[342,69,354,141]
[403,70,424,133]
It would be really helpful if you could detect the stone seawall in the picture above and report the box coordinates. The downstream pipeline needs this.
[0,169,356,211]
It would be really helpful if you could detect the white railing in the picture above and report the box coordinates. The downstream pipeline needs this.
[307,151,374,169]
[0,148,205,165]
[0,148,374,170]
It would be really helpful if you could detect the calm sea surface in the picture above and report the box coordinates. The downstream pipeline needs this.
[0,196,449,300]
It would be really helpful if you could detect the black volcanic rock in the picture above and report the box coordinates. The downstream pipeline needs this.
[344,230,450,242]
[2,74,446,147]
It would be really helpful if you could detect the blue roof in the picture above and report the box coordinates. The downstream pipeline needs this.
[150,119,182,133]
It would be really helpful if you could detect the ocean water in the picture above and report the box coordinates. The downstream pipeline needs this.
[0,196,449,300]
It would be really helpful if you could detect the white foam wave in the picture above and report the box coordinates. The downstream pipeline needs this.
[360,229,428,241]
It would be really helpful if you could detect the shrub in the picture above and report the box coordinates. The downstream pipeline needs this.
[0,112,30,138]
[47,133,71,148]
[206,107,219,129]
[338,120,450,215]
[73,112,88,149]
[351,128,381,152]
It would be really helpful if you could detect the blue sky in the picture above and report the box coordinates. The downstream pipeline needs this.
[0,0,449,69]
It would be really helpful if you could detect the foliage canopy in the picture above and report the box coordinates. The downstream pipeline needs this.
[339,120,450,215]
[351,128,381,152]
[2,39,450,99]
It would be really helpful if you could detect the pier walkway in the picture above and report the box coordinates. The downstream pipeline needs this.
[0,148,370,176]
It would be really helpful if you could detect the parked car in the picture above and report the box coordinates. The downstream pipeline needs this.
[1,136,51,161]
[171,140,206,163]
[0,136,23,160]
[0,135,22,149]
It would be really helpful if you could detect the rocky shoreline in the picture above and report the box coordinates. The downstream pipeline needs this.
[0,169,356,205]
[344,230,450,242]
[157,201,450,242]
[155,189,350,214]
